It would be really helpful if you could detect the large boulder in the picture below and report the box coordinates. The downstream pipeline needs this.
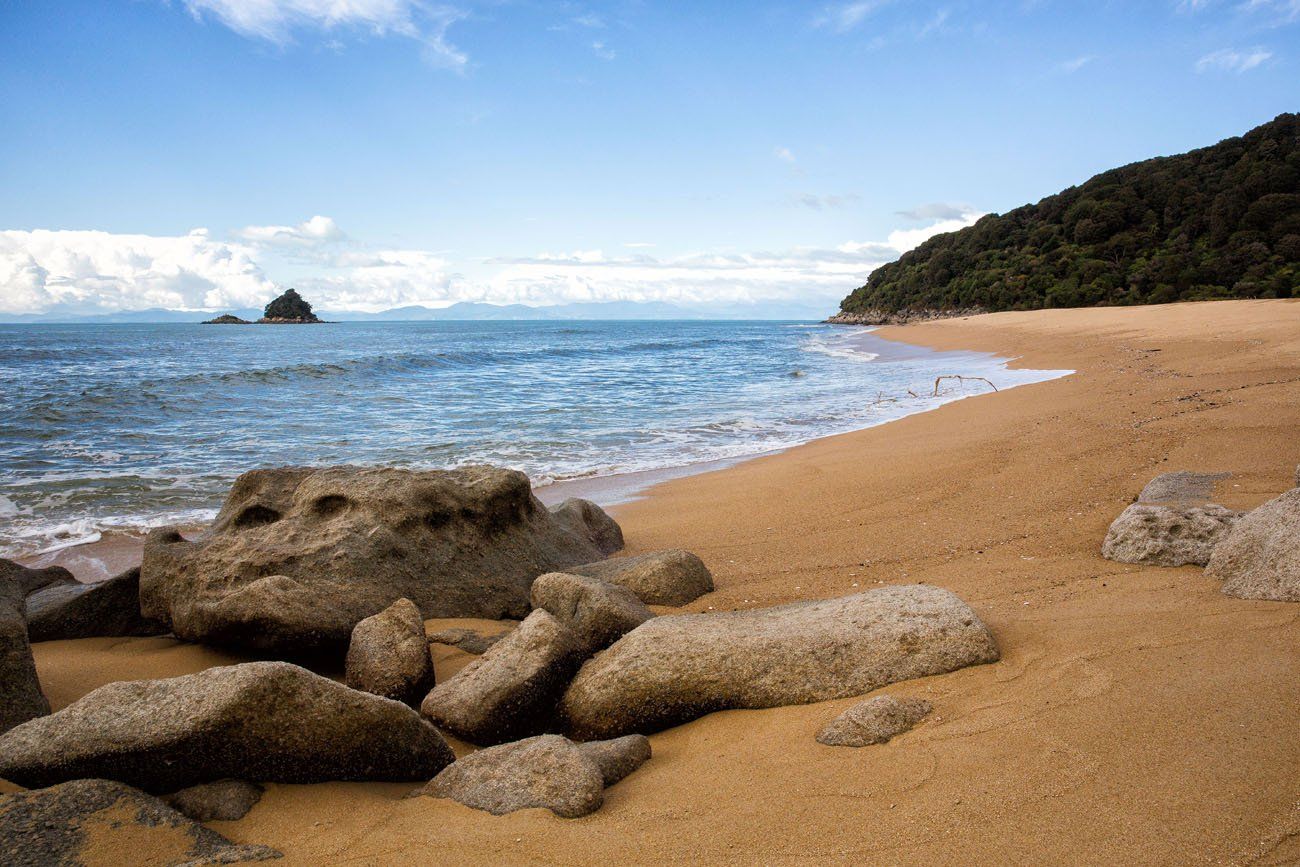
[560,585,998,740]
[345,598,435,706]
[421,610,584,745]
[418,733,647,818]
[0,559,76,597]
[0,575,48,736]
[162,780,264,823]
[1138,470,1229,504]
[549,498,624,557]
[1101,502,1241,567]
[0,779,280,866]
[25,567,169,642]
[530,572,653,654]
[140,465,609,654]
[816,694,932,747]
[0,661,454,793]
[568,549,714,606]
[1206,488,1300,601]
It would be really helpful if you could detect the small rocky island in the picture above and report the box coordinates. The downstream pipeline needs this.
[203,288,324,325]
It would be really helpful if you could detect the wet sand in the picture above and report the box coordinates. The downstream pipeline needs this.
[18,299,1300,865]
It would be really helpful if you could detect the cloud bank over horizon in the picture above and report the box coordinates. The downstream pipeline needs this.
[0,211,981,316]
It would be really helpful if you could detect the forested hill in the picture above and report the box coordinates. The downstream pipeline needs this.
[832,113,1299,323]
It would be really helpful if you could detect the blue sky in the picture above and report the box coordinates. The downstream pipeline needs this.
[0,0,1296,316]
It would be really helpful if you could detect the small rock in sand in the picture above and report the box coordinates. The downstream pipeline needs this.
[427,627,507,655]
[576,734,652,786]
[530,572,654,654]
[549,498,625,557]
[567,549,714,606]
[1207,487,1300,601]
[1101,502,1240,567]
[345,598,435,706]
[163,779,265,823]
[25,567,169,642]
[1137,470,1230,504]
[0,559,76,598]
[817,695,932,747]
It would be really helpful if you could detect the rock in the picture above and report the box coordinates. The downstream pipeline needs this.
[1138,470,1230,503]
[258,288,321,324]
[0,661,454,793]
[816,695,933,747]
[163,780,264,823]
[549,498,625,557]
[1295,464,1299,488]
[202,313,253,325]
[1101,502,1241,567]
[1207,488,1300,601]
[568,549,714,606]
[0,558,76,597]
[427,627,507,655]
[345,598,435,706]
[419,734,605,818]
[0,779,280,867]
[0,574,48,736]
[576,734,651,786]
[530,572,653,654]
[25,567,169,642]
[560,585,998,740]
[421,610,584,745]
[140,465,608,654]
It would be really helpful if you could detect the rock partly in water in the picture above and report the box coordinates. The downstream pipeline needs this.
[530,572,654,654]
[568,549,714,606]
[0,558,76,597]
[421,610,584,745]
[560,585,998,740]
[1101,502,1241,567]
[25,567,169,642]
[345,598,435,706]
[0,779,280,867]
[0,661,454,793]
[549,498,625,557]
[162,780,265,823]
[427,627,507,655]
[420,734,625,818]
[140,465,609,654]
[576,734,652,786]
[1138,470,1230,504]
[816,695,933,747]
[1207,488,1300,601]
[0,573,48,736]
[258,288,321,324]
[202,313,252,325]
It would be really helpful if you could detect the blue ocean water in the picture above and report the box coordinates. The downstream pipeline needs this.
[0,321,1069,556]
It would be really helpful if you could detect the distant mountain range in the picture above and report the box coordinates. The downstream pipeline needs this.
[0,299,831,324]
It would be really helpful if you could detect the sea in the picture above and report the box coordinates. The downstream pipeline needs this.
[0,320,1071,558]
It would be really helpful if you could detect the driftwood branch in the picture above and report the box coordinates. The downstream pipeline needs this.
[932,375,998,396]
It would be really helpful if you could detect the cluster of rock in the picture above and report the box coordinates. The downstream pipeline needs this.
[1102,467,1300,601]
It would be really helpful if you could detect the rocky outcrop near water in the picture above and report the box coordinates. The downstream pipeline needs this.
[1207,488,1300,601]
[421,610,585,745]
[824,307,986,326]
[345,598,435,706]
[816,695,933,747]
[257,288,322,324]
[201,313,252,324]
[140,465,617,654]
[0,571,48,736]
[560,585,999,740]
[530,572,654,654]
[568,549,714,606]
[417,733,650,818]
[1101,503,1241,567]
[25,567,169,642]
[0,779,281,867]
[0,661,454,792]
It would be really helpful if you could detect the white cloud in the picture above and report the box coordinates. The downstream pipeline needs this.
[791,193,862,210]
[814,1,894,32]
[1195,46,1273,72]
[235,215,345,246]
[182,0,469,70]
[774,146,797,163]
[591,40,616,60]
[896,202,978,221]
[1056,54,1095,73]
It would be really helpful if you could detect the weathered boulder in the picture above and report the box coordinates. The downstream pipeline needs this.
[421,610,584,745]
[0,779,280,867]
[560,585,998,740]
[568,549,714,606]
[419,735,608,818]
[576,734,651,786]
[0,661,454,793]
[162,780,264,823]
[25,567,169,642]
[549,498,625,557]
[427,627,507,655]
[345,598,435,706]
[0,558,76,597]
[530,572,653,654]
[1101,502,1241,567]
[816,695,933,747]
[0,575,48,736]
[1138,470,1229,504]
[1207,488,1300,601]
[140,465,609,654]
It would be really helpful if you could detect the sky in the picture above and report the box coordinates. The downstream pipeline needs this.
[0,0,1296,317]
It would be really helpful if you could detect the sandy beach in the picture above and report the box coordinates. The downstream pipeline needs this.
[18,299,1300,865]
